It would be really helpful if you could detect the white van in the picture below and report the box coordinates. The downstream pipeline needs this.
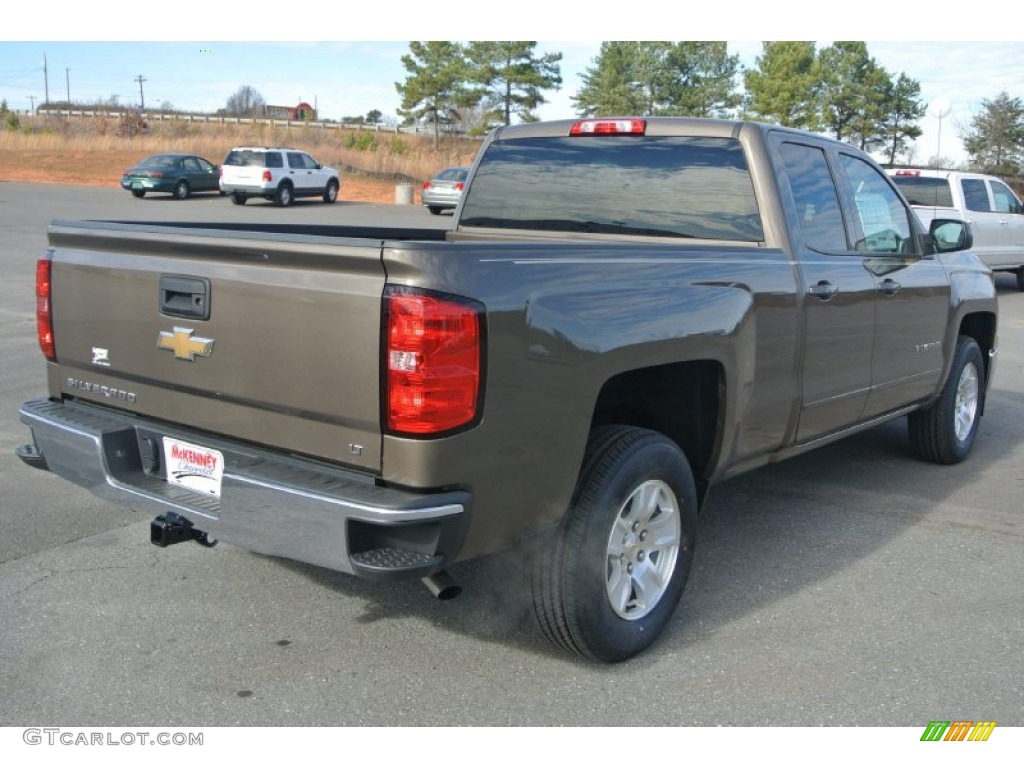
[889,168,1024,290]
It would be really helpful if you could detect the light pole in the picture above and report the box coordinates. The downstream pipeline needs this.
[930,96,951,169]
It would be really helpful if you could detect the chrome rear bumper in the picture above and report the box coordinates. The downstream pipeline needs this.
[18,398,469,579]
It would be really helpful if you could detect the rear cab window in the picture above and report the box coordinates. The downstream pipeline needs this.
[459,135,763,242]
[890,175,955,207]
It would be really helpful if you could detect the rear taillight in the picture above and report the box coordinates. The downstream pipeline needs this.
[422,181,431,190]
[36,251,55,361]
[385,287,483,436]
[263,170,273,182]
[454,182,464,191]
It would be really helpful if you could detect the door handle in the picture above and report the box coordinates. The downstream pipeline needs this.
[877,278,901,296]
[807,280,838,300]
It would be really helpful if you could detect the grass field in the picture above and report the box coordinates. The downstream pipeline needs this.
[0,115,481,203]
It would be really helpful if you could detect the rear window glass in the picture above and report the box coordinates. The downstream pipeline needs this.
[224,150,283,168]
[459,136,763,242]
[890,175,954,207]
[436,167,469,182]
[139,155,179,168]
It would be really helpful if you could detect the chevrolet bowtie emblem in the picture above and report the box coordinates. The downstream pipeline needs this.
[157,327,215,361]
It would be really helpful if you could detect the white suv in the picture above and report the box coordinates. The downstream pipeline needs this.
[220,147,340,207]
[889,168,1024,290]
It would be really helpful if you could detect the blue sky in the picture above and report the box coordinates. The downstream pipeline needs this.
[2,5,1021,165]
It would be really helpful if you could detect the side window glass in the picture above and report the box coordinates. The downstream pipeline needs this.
[989,180,1020,213]
[779,142,849,253]
[182,158,200,172]
[839,154,918,255]
[961,179,990,212]
[198,159,214,172]
[303,154,318,169]
[265,153,283,169]
[287,153,304,169]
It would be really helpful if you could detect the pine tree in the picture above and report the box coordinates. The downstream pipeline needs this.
[466,42,561,126]
[395,41,473,145]
[742,41,820,129]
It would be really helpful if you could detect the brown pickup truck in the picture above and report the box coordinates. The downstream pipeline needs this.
[17,117,998,661]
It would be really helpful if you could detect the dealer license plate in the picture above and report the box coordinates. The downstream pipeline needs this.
[162,437,224,498]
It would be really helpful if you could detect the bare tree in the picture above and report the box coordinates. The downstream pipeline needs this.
[225,85,266,117]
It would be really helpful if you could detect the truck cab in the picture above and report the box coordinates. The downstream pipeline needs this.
[889,168,1024,288]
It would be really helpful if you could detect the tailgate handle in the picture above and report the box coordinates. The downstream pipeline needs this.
[160,275,211,320]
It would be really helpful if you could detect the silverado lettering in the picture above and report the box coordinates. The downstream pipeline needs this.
[17,117,998,662]
[65,378,137,403]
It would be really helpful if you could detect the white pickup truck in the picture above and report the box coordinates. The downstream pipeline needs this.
[889,168,1024,290]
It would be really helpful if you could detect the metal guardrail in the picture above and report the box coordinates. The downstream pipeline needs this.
[34,109,453,136]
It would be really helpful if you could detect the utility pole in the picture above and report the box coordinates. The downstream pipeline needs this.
[66,68,71,115]
[29,95,36,113]
[43,53,49,109]
[134,74,147,112]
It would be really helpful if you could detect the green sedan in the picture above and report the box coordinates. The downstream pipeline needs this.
[121,153,221,199]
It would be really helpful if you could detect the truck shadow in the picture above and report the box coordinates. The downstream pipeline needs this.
[274,381,1020,665]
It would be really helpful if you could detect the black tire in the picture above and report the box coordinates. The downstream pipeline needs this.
[231,192,247,206]
[908,336,985,464]
[427,205,443,215]
[531,425,698,662]
[323,179,339,204]
[274,182,293,208]
[1016,268,1024,292]
[173,180,190,200]
[131,189,145,198]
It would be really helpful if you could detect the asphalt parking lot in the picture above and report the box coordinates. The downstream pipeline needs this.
[0,181,1021,727]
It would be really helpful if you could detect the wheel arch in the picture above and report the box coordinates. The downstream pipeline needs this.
[590,360,724,504]
[958,311,997,406]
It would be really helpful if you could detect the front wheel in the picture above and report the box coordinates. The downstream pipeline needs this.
[323,179,339,204]
[908,335,985,464]
[1016,268,1024,292]
[531,426,698,662]
[131,189,145,198]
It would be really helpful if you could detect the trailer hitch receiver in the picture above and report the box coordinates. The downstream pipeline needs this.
[150,511,217,548]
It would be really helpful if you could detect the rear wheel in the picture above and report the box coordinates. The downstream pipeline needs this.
[275,182,293,207]
[323,179,339,204]
[908,335,985,464]
[131,189,145,198]
[173,180,190,200]
[1016,268,1024,292]
[427,205,443,215]
[231,192,247,205]
[531,425,698,662]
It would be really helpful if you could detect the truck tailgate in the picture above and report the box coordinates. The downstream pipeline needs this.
[46,221,386,472]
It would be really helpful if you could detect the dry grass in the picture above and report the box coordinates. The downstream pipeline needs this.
[0,115,480,198]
